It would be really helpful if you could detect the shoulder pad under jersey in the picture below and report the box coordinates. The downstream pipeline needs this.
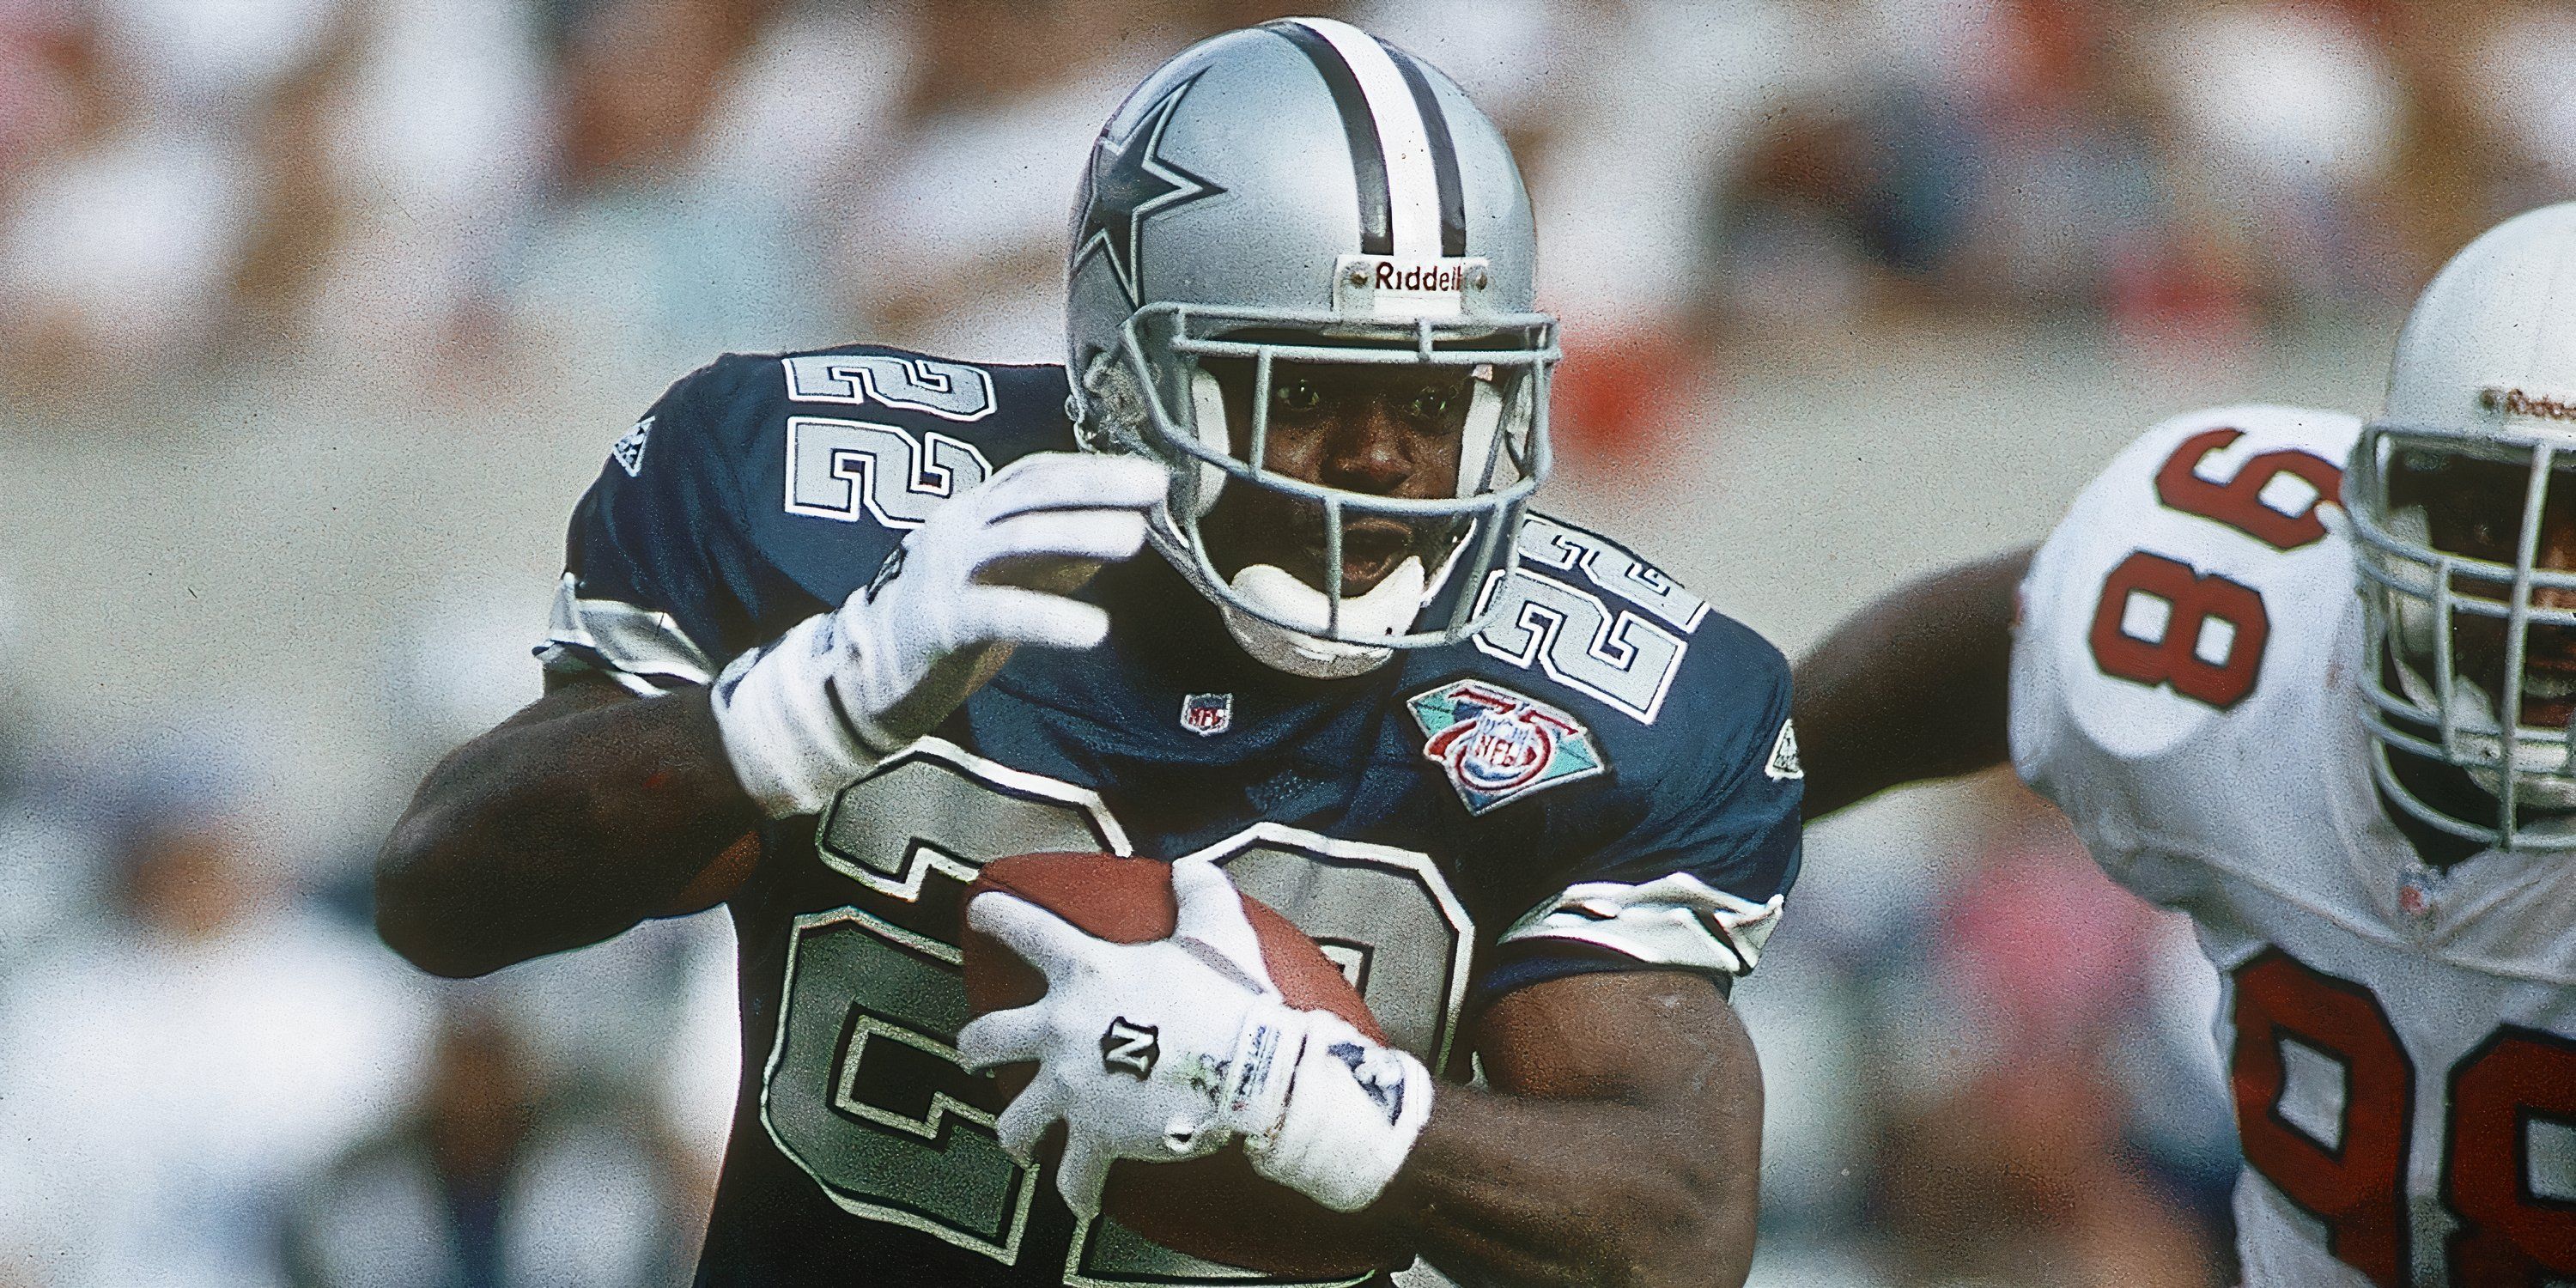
[1399,512,1802,992]
[2009,404,2361,894]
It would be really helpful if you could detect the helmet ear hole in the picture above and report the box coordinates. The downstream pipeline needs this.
[1081,352,1145,434]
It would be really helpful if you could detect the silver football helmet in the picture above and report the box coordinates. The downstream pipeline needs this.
[1065,16,1558,678]
[2347,201,2576,849]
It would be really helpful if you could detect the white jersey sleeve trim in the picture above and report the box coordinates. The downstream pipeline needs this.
[536,571,717,696]
[1499,872,1783,976]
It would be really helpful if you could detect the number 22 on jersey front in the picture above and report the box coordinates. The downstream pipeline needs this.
[761,740,1472,1286]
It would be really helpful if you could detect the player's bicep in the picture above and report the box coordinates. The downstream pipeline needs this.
[1794,544,2030,817]
[530,665,638,713]
[1475,970,1758,1124]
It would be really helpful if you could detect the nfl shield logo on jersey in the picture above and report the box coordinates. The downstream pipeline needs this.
[1180,692,1233,736]
[1406,681,1605,814]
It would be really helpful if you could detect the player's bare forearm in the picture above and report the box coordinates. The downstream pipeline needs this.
[374,674,760,977]
[1791,544,2032,818]
[1378,971,1760,1288]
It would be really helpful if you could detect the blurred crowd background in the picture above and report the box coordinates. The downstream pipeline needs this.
[0,0,2566,1285]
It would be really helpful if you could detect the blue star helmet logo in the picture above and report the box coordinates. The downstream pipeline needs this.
[1073,71,1227,309]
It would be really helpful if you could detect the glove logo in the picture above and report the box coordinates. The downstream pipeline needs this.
[1327,1041,1408,1126]
[1100,1017,1161,1080]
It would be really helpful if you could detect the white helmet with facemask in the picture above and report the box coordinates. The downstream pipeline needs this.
[2348,201,2576,849]
[1064,17,1558,679]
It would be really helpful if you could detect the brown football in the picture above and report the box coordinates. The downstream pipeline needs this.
[960,853,1408,1278]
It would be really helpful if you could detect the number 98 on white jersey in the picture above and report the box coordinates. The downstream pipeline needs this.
[2008,403,2576,1288]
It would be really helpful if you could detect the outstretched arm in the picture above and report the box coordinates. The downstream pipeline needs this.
[374,677,761,978]
[1791,544,2032,819]
[377,452,1168,979]
[1385,970,1761,1288]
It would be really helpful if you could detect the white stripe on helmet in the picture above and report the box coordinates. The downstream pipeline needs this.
[1285,17,1443,258]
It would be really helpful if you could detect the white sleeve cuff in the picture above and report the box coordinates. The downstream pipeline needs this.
[1500,872,1784,977]
[537,572,717,694]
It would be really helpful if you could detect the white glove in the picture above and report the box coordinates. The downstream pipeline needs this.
[957,857,1434,1218]
[712,453,1167,817]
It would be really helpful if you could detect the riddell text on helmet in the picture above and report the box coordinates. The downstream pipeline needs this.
[2481,386,2576,423]
[1373,260,1472,292]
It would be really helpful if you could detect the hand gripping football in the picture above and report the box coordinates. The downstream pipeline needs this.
[960,853,1409,1278]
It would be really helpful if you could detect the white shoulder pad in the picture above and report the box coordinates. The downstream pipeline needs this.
[2009,405,2360,877]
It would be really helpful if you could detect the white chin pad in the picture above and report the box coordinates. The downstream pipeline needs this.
[1222,556,1426,678]
[1188,369,1230,517]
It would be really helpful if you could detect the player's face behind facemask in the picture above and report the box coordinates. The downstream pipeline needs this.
[2346,200,2576,849]
[2388,450,2576,735]
[1194,349,1475,600]
[1091,310,1550,678]
[2355,434,2576,842]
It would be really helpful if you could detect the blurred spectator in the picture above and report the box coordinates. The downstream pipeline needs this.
[302,0,547,380]
[505,0,820,376]
[5,2,2561,1282]
[281,1001,699,1288]
[2473,3,2576,208]
[0,575,103,978]
[0,754,430,1287]
[0,0,101,186]
[2148,1,2405,310]
[1876,1061,2218,1287]
[1871,786,2235,1286]
[1747,776,2237,1286]
[0,0,349,388]
[825,0,1336,362]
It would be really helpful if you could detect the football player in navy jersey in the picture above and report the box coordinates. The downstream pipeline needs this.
[376,19,1801,1288]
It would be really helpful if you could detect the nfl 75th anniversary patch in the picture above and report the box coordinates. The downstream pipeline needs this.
[1406,680,1606,815]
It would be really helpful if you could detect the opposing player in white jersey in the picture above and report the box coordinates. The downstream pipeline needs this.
[1794,203,2576,1288]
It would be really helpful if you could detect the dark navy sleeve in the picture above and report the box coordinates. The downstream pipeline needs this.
[538,355,832,693]
[1473,613,1803,1005]
[537,347,1074,694]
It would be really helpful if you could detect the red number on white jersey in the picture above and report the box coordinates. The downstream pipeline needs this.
[2088,552,2271,708]
[2154,427,2343,552]
[2231,951,2576,1287]
[2085,430,2345,709]
[2443,1027,2576,1285]
[2232,950,2415,1285]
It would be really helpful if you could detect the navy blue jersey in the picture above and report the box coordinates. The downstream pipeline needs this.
[539,344,1804,1287]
